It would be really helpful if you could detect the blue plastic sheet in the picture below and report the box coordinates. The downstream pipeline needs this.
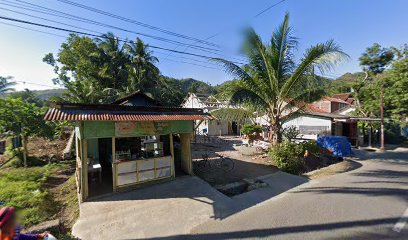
[316,136,353,157]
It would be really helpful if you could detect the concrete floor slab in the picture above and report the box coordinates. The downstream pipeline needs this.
[72,176,234,240]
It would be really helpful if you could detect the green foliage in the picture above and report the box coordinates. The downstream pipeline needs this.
[269,141,305,174]
[0,76,16,95]
[44,33,188,105]
[327,72,366,94]
[0,165,55,226]
[269,140,320,175]
[0,97,54,139]
[9,89,45,107]
[211,108,254,124]
[382,48,408,124]
[212,13,347,143]
[282,126,303,142]
[359,43,394,74]
[240,124,262,135]
[6,155,48,168]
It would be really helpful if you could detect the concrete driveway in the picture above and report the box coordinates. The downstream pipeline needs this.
[72,176,233,240]
[185,149,408,240]
[72,172,307,239]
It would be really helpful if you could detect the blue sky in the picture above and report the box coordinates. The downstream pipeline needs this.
[1,0,408,90]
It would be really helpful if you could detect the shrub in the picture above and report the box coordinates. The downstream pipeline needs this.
[269,141,305,174]
[269,140,322,175]
[241,124,262,136]
[282,126,303,142]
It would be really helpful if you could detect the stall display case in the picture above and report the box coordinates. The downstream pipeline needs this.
[116,156,172,187]
[115,135,172,188]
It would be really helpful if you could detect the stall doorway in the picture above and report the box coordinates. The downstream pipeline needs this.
[173,134,187,177]
[88,138,113,198]
[232,121,238,135]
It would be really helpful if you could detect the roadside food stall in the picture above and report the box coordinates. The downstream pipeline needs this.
[44,91,213,202]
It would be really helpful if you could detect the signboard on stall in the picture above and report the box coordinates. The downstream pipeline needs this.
[115,121,172,136]
[82,120,193,138]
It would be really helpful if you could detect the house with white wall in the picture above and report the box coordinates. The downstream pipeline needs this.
[255,94,364,145]
[181,93,239,136]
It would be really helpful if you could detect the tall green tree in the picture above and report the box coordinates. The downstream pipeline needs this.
[0,97,53,167]
[124,38,160,94]
[383,45,408,125]
[359,43,395,149]
[44,33,166,104]
[212,14,347,143]
[0,76,16,95]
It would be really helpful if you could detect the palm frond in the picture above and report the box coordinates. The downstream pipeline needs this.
[230,88,269,111]
[0,76,16,94]
[210,108,254,124]
[280,39,349,100]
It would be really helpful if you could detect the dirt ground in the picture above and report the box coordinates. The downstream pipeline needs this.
[191,136,278,186]
[303,159,363,180]
[27,136,69,160]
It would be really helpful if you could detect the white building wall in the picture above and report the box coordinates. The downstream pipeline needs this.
[283,116,332,140]
[182,94,206,110]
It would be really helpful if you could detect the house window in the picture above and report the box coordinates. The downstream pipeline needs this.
[299,125,330,135]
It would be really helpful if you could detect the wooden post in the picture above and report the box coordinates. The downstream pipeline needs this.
[169,134,175,177]
[112,137,117,192]
[21,135,28,167]
[180,133,193,175]
[83,139,88,200]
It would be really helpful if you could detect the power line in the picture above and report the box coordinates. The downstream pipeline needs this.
[0,6,105,35]
[157,57,222,70]
[0,20,224,71]
[154,50,221,66]
[15,80,64,89]
[2,0,247,62]
[0,15,246,65]
[0,20,67,38]
[253,0,287,18]
[161,0,288,64]
[54,0,220,48]
[0,17,234,71]
[0,0,223,54]
[205,0,288,41]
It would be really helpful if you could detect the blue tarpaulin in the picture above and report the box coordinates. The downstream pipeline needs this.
[316,136,353,157]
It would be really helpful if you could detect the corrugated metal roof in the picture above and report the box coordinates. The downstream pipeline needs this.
[323,96,351,104]
[44,108,214,121]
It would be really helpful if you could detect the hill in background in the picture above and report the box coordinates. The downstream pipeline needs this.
[8,73,363,105]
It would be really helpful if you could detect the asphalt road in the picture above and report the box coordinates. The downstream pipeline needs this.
[185,149,408,240]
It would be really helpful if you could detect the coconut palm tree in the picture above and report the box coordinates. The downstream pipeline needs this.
[124,38,160,93]
[0,76,16,95]
[213,13,348,144]
[95,32,129,91]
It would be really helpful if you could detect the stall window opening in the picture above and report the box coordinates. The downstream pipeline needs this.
[115,135,171,162]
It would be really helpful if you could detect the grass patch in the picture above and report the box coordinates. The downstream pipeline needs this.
[0,160,77,229]
[0,165,56,226]
[56,175,79,229]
